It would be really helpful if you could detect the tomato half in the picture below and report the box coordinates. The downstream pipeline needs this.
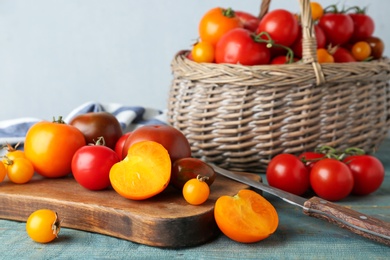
[24,118,86,178]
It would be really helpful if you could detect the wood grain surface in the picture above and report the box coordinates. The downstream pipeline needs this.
[0,172,261,248]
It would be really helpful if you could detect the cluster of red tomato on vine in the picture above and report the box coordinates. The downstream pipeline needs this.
[188,2,384,65]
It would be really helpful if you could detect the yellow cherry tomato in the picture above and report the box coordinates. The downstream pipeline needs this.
[351,41,372,61]
[4,157,34,184]
[191,41,215,63]
[26,209,61,243]
[182,175,210,205]
[310,2,324,21]
[317,48,334,63]
[0,162,6,183]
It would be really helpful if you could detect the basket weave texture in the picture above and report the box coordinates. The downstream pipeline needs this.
[167,0,390,172]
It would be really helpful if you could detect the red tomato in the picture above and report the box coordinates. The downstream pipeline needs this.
[24,118,86,178]
[215,28,271,65]
[310,159,354,201]
[298,151,325,172]
[291,25,326,58]
[235,11,260,32]
[72,145,120,190]
[266,154,310,196]
[122,125,192,163]
[69,112,123,150]
[270,55,298,65]
[349,13,375,42]
[318,12,354,45]
[115,132,132,159]
[343,155,384,196]
[256,9,299,47]
[333,47,356,63]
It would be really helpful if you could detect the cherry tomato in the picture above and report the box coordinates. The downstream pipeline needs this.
[343,155,384,196]
[318,12,354,45]
[256,9,299,47]
[291,25,326,58]
[364,36,384,59]
[69,112,123,150]
[24,117,86,178]
[351,41,371,61]
[310,159,354,201]
[270,55,298,65]
[215,28,271,65]
[0,162,6,183]
[115,132,132,159]
[199,7,243,46]
[26,209,61,243]
[349,11,375,42]
[182,176,210,205]
[235,11,260,32]
[298,151,325,172]
[4,157,34,184]
[191,41,215,63]
[266,154,310,196]
[310,2,324,21]
[72,141,120,190]
[171,157,216,189]
[2,143,26,160]
[122,125,191,164]
[332,47,356,63]
[317,48,334,63]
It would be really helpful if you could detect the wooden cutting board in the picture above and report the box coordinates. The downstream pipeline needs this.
[0,172,261,248]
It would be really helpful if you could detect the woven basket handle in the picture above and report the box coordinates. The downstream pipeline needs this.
[259,0,325,85]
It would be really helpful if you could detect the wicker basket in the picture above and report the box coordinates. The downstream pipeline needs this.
[167,0,390,172]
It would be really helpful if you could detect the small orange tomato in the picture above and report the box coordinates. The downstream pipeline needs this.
[310,2,324,21]
[4,157,34,184]
[0,162,6,182]
[182,175,210,205]
[191,41,215,63]
[317,48,334,63]
[199,7,243,46]
[24,117,86,178]
[26,209,61,243]
[351,41,372,61]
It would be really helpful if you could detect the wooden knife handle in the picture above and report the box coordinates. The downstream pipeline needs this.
[303,196,390,246]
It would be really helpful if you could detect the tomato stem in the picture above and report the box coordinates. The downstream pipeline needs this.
[94,136,106,146]
[253,32,295,64]
[222,7,236,18]
[196,174,209,182]
[52,116,66,124]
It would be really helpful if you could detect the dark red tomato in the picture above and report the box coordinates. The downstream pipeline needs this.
[333,47,356,62]
[298,151,325,172]
[235,11,260,32]
[122,125,192,163]
[318,13,354,45]
[343,155,384,196]
[256,9,299,47]
[310,159,354,201]
[266,154,310,196]
[365,36,384,59]
[349,13,375,42]
[171,158,216,189]
[291,25,326,58]
[69,112,123,150]
[215,28,271,65]
[71,145,120,190]
[115,132,132,159]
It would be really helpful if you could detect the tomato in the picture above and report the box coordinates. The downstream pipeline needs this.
[270,55,298,65]
[310,2,324,21]
[122,125,191,164]
[332,47,357,62]
[24,117,86,178]
[26,209,61,243]
[69,112,123,150]
[349,12,375,42]
[343,155,384,196]
[182,176,210,205]
[318,12,354,45]
[298,151,325,172]
[3,157,35,184]
[256,9,299,47]
[199,7,243,46]
[351,41,371,61]
[2,143,26,160]
[310,159,354,201]
[291,25,326,58]
[317,48,334,63]
[215,28,271,65]
[0,162,6,183]
[266,154,310,196]
[72,143,120,191]
[171,157,216,189]
[115,132,132,159]
[364,36,384,59]
[235,11,260,32]
[191,41,215,63]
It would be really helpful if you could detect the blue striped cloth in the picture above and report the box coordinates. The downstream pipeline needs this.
[0,101,167,146]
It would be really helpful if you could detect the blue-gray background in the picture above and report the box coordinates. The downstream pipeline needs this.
[1,0,389,120]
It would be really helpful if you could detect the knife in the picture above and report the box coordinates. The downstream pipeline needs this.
[210,164,390,246]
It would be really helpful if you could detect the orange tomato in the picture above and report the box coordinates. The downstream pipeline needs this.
[0,162,6,182]
[310,2,324,21]
[199,7,243,46]
[182,176,210,205]
[24,117,86,178]
[4,157,34,184]
[351,41,372,61]
[214,189,278,243]
[191,41,215,63]
[317,48,334,63]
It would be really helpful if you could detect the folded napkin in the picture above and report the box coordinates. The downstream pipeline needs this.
[0,101,167,146]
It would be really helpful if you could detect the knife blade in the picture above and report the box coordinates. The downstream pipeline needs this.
[211,164,390,246]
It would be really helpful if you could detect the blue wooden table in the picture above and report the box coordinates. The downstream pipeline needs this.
[1,138,389,259]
